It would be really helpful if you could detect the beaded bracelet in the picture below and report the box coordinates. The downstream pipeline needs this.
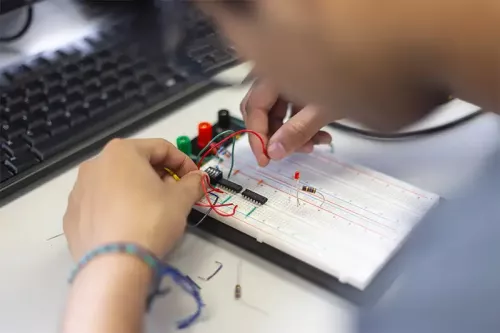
[68,243,160,283]
[69,242,204,329]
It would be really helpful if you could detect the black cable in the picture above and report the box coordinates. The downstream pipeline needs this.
[329,110,485,140]
[0,6,34,43]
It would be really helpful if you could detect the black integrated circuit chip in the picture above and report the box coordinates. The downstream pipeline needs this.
[205,167,223,185]
[218,179,243,193]
[241,189,268,205]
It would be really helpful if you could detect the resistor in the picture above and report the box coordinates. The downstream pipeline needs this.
[234,284,242,300]
[302,185,317,194]
[294,171,301,207]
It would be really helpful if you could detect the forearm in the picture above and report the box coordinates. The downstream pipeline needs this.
[389,0,500,111]
[62,255,153,333]
[427,1,500,111]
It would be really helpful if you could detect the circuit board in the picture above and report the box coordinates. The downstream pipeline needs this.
[194,139,439,290]
[186,114,440,304]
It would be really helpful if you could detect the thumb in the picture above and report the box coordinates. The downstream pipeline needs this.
[267,106,329,160]
[176,170,206,204]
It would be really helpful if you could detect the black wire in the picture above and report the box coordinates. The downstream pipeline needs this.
[329,110,485,140]
[0,6,34,43]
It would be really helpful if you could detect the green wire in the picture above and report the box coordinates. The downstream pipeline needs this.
[196,130,234,161]
[196,130,237,178]
[227,137,236,178]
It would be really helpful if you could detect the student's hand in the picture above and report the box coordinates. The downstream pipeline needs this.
[63,138,204,260]
[241,79,333,167]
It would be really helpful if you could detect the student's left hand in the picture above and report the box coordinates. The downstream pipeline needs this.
[63,138,205,261]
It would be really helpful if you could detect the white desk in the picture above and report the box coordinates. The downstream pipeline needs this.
[1,1,500,333]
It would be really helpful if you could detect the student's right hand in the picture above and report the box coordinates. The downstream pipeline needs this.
[63,138,204,261]
[241,79,333,167]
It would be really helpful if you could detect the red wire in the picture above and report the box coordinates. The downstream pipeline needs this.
[194,203,233,208]
[200,174,238,217]
[197,130,268,217]
[197,130,269,169]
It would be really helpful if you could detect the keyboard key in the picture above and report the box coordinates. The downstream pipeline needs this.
[30,56,52,71]
[26,81,44,96]
[28,117,46,130]
[32,133,73,160]
[62,64,80,79]
[1,122,25,140]
[141,78,157,92]
[42,72,63,89]
[2,138,30,157]
[96,50,112,60]
[123,82,139,99]
[66,98,83,112]
[106,90,122,107]
[200,56,218,72]
[28,93,47,110]
[134,61,149,76]
[0,149,7,163]
[101,77,118,92]
[3,65,33,83]
[118,73,134,86]
[118,67,134,79]
[46,117,69,136]
[101,61,115,73]
[188,45,213,59]
[23,128,49,146]
[84,82,101,100]
[47,86,65,103]
[117,59,133,71]
[67,112,87,127]
[78,57,95,72]
[83,69,99,81]
[47,108,65,121]
[6,88,26,105]
[2,105,27,122]
[0,94,7,106]
[212,50,233,64]
[29,104,49,119]
[0,164,13,182]
[55,48,81,62]
[87,98,106,117]
[5,151,38,174]
[66,78,83,94]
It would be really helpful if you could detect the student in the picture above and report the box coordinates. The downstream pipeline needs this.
[62,1,500,332]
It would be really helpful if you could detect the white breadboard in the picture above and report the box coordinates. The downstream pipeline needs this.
[195,138,439,290]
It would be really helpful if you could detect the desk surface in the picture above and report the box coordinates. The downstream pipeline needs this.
[1,1,500,333]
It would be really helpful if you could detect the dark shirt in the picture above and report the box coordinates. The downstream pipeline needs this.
[359,147,500,333]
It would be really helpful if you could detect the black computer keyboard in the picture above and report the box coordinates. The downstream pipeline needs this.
[0,12,238,203]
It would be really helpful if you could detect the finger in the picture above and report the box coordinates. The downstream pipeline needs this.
[267,106,330,160]
[240,89,251,122]
[239,78,266,120]
[268,99,289,137]
[296,132,332,154]
[113,139,198,177]
[310,131,333,145]
[296,142,314,153]
[242,81,280,167]
[175,170,206,205]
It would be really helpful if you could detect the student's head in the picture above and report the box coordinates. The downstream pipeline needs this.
[195,0,450,131]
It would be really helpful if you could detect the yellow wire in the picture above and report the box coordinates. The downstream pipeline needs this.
[164,168,180,181]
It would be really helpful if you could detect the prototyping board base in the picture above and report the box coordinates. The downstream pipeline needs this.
[188,116,440,305]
